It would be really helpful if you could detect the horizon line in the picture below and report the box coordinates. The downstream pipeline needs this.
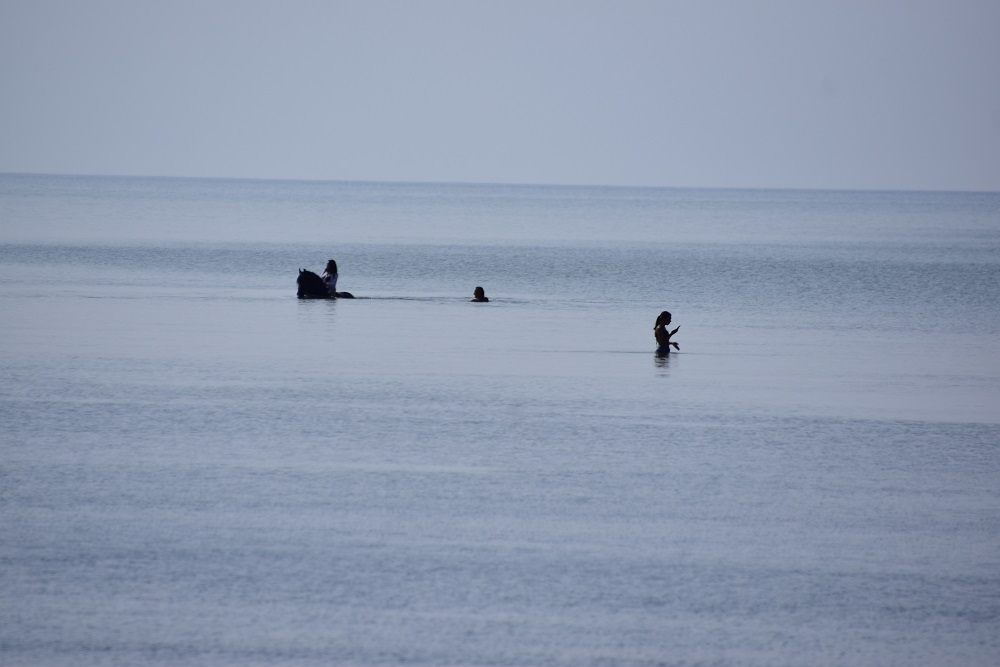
[2,170,998,196]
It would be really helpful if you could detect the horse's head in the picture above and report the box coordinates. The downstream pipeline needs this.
[296,269,328,298]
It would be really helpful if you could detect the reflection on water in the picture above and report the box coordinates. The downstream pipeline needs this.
[654,349,672,373]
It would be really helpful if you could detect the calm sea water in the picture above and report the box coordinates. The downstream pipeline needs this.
[2,174,999,666]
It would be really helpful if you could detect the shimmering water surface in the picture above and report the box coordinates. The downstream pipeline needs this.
[2,174,999,666]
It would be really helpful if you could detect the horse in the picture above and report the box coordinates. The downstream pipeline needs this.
[297,269,354,299]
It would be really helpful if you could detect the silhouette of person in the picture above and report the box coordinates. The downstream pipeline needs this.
[470,286,489,302]
[322,259,338,296]
[654,311,679,353]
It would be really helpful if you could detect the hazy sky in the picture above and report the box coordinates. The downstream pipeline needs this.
[2,0,998,190]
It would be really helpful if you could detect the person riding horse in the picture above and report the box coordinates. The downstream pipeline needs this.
[297,269,353,299]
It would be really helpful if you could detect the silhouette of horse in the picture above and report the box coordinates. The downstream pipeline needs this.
[297,269,354,299]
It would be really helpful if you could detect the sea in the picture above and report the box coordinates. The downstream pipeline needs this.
[1,173,998,666]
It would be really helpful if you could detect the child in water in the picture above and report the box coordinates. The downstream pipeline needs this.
[654,311,680,352]
[470,286,489,302]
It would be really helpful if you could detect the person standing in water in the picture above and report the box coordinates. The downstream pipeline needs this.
[654,311,680,353]
[470,286,489,302]
[322,260,338,296]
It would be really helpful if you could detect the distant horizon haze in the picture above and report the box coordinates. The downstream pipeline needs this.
[2,0,998,193]
[2,170,997,196]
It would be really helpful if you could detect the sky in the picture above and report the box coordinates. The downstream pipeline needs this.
[1,0,999,191]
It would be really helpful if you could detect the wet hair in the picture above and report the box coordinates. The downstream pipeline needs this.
[325,259,338,273]
[655,311,672,327]
[474,286,485,297]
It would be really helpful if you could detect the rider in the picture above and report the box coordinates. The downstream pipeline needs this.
[322,260,338,296]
